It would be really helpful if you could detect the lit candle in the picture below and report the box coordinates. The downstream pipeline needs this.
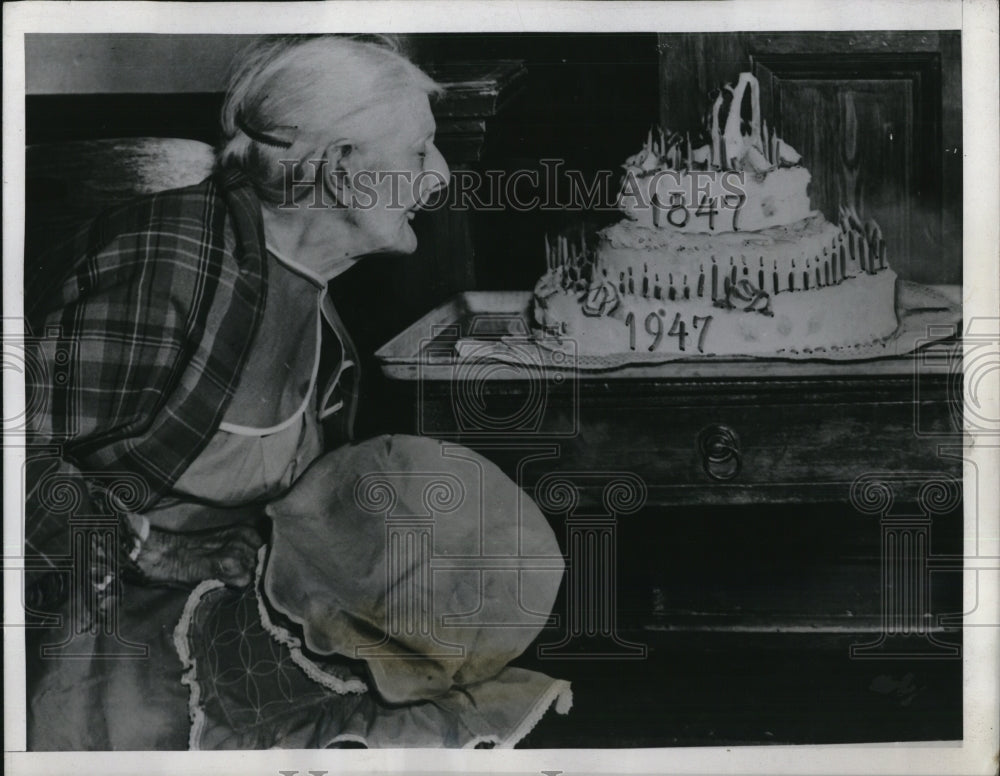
[861,236,869,273]
[711,260,719,300]
[545,235,551,270]
[668,273,676,300]
[748,72,762,148]
[772,260,779,294]
[686,132,693,169]
[646,127,653,151]
[711,93,723,168]
[654,273,662,300]
[762,118,770,163]
[683,275,690,300]
[758,256,765,290]
[723,78,746,171]
[628,266,635,294]
[698,267,706,297]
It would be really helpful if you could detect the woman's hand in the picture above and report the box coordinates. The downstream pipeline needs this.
[135,524,264,587]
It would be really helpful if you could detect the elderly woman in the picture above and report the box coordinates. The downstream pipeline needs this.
[26,35,567,750]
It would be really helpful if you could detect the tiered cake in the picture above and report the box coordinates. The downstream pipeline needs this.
[532,72,899,358]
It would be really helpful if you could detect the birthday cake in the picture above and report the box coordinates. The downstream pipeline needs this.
[531,72,899,359]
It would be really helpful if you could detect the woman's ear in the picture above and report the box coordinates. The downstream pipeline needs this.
[322,139,356,207]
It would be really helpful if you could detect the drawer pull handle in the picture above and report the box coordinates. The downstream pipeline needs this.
[698,425,742,481]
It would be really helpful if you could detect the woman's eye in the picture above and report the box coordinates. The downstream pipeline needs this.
[416,139,435,168]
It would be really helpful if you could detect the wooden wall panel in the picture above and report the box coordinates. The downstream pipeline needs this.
[658,32,961,285]
[761,75,915,280]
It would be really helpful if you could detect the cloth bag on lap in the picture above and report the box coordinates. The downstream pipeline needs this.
[176,563,572,748]
[263,434,566,705]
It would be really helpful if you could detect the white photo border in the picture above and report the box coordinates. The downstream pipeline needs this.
[4,1,997,775]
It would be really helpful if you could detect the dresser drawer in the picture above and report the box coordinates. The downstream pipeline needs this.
[408,376,961,506]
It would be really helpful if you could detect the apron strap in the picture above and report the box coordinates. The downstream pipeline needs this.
[319,294,361,446]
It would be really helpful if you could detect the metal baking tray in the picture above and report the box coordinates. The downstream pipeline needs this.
[375,291,532,380]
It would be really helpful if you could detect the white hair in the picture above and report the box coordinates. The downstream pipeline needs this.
[217,34,441,200]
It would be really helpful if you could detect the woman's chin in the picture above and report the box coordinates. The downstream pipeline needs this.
[387,223,419,255]
[361,221,419,257]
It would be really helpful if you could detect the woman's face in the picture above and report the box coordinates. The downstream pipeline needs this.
[345,91,450,256]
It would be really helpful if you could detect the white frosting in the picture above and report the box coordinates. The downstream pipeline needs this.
[619,166,813,233]
[534,267,899,357]
[595,214,859,298]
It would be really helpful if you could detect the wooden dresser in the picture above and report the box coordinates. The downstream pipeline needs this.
[375,297,964,635]
[405,359,962,506]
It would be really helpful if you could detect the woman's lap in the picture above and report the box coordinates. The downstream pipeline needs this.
[27,583,193,751]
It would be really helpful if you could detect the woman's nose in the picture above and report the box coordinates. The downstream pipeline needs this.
[423,143,450,196]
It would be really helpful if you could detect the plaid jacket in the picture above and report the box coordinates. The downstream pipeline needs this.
[24,169,345,593]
